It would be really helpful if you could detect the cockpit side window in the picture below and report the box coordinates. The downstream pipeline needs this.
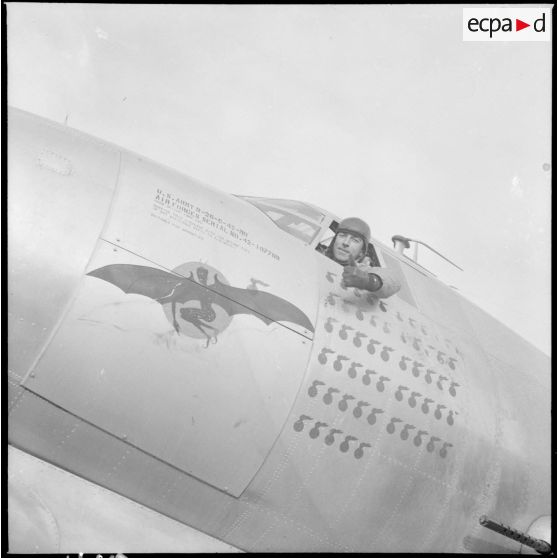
[316,220,381,267]
[240,196,326,245]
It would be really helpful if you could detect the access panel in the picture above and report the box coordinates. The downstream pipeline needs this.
[23,155,319,497]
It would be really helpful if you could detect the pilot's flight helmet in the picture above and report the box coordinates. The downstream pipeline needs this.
[337,217,371,246]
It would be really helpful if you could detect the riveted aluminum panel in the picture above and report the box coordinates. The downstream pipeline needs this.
[224,252,525,552]
[8,108,120,380]
[459,296,550,379]
[481,354,551,515]
[9,447,241,553]
[23,236,314,497]
[22,148,320,495]
[379,250,417,308]
[396,259,476,338]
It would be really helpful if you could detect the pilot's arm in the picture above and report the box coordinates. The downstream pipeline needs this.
[342,256,400,299]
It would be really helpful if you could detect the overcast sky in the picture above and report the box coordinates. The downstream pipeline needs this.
[7,4,552,354]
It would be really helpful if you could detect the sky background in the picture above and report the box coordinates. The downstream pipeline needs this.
[7,4,552,354]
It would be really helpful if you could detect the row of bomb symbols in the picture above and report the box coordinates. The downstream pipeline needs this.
[397,358,460,395]
[399,333,461,370]
[325,292,383,320]
[319,337,395,361]
[324,280,463,362]
[325,276,436,346]
[307,380,458,426]
[293,414,372,460]
[324,315,461,371]
[293,414,454,459]
[317,346,460,398]
[394,312,462,359]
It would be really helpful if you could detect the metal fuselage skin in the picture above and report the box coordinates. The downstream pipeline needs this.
[8,108,551,553]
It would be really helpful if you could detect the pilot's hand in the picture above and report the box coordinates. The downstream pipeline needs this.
[342,255,369,289]
[342,255,382,292]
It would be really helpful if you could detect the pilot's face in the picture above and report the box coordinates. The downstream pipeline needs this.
[332,231,364,263]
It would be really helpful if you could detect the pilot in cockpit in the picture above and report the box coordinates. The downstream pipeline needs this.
[321,217,400,299]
